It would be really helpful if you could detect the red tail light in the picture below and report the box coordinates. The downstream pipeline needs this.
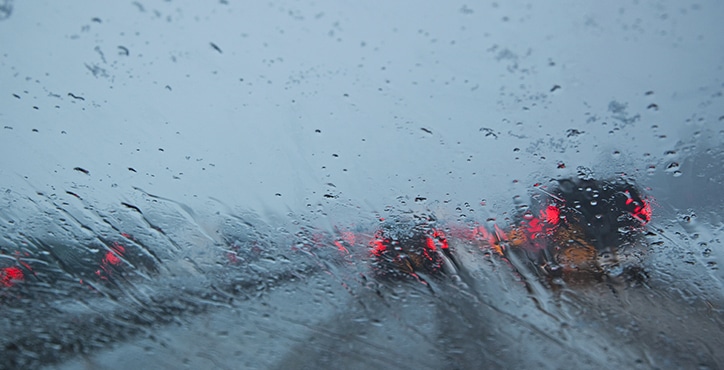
[1,266,24,287]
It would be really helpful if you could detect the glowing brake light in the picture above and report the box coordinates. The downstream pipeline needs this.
[542,205,560,225]
[624,190,652,223]
[105,242,125,265]
[1,266,24,287]
[370,233,388,256]
[632,200,652,223]
[95,242,127,280]
[425,236,437,251]
[432,229,449,250]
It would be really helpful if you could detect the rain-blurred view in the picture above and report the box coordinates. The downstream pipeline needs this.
[1,1,722,369]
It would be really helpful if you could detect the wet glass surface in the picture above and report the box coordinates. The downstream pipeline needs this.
[1,1,723,369]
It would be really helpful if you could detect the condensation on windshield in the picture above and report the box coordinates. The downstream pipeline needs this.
[1,1,722,369]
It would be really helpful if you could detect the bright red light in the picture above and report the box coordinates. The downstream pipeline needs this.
[633,200,652,223]
[370,235,387,256]
[624,190,652,223]
[431,229,449,250]
[105,243,126,265]
[105,251,121,265]
[1,266,24,287]
[96,242,127,279]
[541,205,560,225]
[425,237,437,251]
[526,217,543,238]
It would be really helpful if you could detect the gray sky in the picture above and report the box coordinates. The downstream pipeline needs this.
[2,1,721,221]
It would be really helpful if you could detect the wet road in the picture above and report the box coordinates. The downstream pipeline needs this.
[4,173,722,369]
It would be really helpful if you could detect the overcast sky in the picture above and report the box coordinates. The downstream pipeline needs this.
[1,1,721,222]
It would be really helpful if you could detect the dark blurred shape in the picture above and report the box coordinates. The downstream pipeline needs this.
[509,177,651,284]
[0,0,12,21]
[0,235,159,302]
[370,214,450,282]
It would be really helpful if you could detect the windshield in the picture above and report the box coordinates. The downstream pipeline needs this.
[1,1,722,369]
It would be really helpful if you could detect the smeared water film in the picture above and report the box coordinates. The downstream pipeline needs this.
[1,1,722,369]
